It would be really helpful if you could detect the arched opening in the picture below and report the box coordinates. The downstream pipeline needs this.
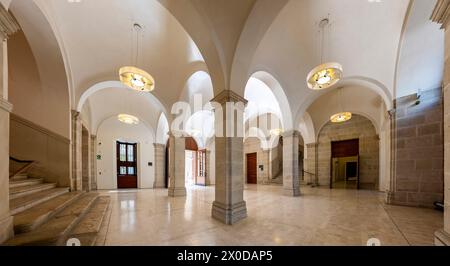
[317,115,379,190]
[96,116,155,190]
[305,84,390,192]
[8,2,71,189]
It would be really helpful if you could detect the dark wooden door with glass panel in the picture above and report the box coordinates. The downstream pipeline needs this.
[117,142,138,189]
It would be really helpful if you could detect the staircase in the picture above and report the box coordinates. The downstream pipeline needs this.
[271,175,283,185]
[4,159,111,246]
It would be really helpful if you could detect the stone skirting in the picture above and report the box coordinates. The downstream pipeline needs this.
[435,229,450,246]
[168,187,186,197]
[212,201,247,225]
[0,215,13,244]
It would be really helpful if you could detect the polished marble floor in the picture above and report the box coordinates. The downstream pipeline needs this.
[96,185,443,246]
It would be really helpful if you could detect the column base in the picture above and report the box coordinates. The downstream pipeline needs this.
[0,215,14,244]
[284,187,301,197]
[435,229,450,246]
[168,187,186,197]
[212,201,247,225]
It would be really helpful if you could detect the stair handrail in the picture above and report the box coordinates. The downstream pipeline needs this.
[303,170,316,176]
[10,156,34,164]
[9,156,36,179]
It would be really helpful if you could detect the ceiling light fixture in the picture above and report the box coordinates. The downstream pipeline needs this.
[330,88,352,123]
[307,18,343,91]
[118,114,140,125]
[119,23,155,92]
[270,128,283,136]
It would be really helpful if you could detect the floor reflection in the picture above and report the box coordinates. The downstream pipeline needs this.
[99,185,443,246]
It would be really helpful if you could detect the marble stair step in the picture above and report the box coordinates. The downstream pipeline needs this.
[9,178,44,189]
[65,196,111,246]
[10,183,57,200]
[4,193,100,246]
[11,173,29,181]
[10,188,70,216]
[13,191,85,234]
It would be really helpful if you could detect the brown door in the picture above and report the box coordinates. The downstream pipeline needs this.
[247,153,257,184]
[117,142,138,189]
[331,139,359,158]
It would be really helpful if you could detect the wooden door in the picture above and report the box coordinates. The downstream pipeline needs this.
[247,153,257,184]
[117,142,138,189]
[331,139,359,158]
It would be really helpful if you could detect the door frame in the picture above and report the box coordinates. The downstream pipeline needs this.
[330,139,360,189]
[116,141,138,189]
[246,152,258,184]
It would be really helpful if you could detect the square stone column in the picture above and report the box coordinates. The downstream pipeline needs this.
[0,99,14,243]
[282,130,301,196]
[71,110,83,191]
[431,1,450,245]
[211,90,247,225]
[90,135,98,190]
[261,149,271,185]
[168,133,186,197]
[153,143,166,188]
[0,11,20,243]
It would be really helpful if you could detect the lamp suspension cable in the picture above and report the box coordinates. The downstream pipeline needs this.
[118,22,155,92]
[306,16,343,91]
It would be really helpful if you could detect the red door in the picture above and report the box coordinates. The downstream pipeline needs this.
[247,153,257,184]
[117,142,138,189]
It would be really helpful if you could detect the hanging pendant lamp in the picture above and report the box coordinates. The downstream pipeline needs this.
[307,18,343,91]
[330,88,352,123]
[119,23,155,92]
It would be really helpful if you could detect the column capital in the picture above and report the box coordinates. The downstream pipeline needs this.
[306,142,318,148]
[0,98,12,113]
[431,0,450,29]
[211,90,248,105]
[168,130,189,138]
[153,143,166,149]
[281,130,301,138]
[71,110,81,120]
[0,4,20,41]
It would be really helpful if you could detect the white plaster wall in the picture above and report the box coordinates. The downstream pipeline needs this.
[96,117,155,190]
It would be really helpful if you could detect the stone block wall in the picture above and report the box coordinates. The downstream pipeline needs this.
[317,114,380,189]
[304,143,317,184]
[392,87,444,208]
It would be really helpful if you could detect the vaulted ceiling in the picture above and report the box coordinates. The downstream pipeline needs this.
[3,0,444,139]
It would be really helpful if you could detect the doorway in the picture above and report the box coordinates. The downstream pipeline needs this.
[116,141,138,189]
[185,137,199,187]
[246,153,257,184]
[331,139,359,189]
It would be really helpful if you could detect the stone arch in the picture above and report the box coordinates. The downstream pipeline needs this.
[316,114,380,190]
[8,0,71,138]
